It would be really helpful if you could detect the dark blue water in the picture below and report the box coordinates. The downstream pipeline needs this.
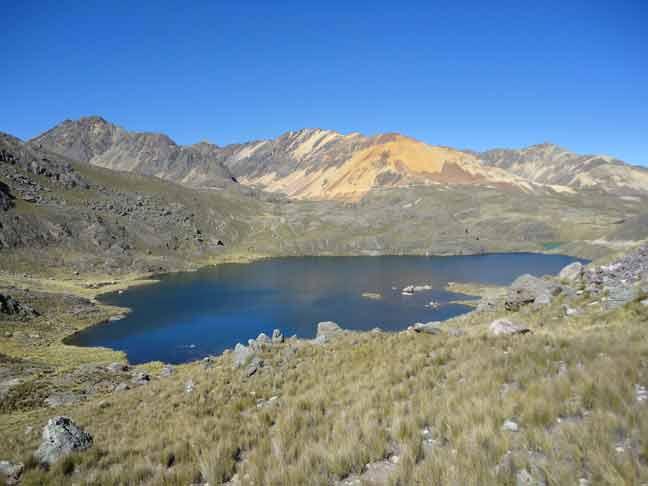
[68,254,586,364]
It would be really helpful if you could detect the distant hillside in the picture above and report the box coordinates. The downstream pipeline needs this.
[223,130,534,200]
[478,142,648,196]
[29,116,236,188]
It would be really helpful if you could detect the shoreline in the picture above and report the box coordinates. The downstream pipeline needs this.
[0,247,595,372]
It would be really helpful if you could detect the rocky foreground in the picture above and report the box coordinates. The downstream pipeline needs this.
[0,245,647,484]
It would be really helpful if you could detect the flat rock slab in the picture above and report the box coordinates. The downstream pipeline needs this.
[489,318,530,336]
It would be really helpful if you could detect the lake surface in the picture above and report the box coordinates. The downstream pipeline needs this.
[68,253,586,364]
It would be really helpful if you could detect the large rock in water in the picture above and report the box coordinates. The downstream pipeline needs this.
[505,274,561,311]
[315,321,343,344]
[34,416,93,465]
[489,318,531,336]
[559,262,584,282]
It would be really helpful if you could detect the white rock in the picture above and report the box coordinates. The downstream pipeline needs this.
[501,419,519,432]
[489,319,530,336]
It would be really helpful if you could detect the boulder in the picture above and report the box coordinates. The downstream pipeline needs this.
[256,332,271,345]
[489,318,530,336]
[34,416,93,465]
[131,372,150,385]
[0,293,38,318]
[250,333,271,350]
[604,285,639,309]
[562,304,582,317]
[0,181,14,211]
[44,392,83,408]
[233,343,255,368]
[106,362,129,373]
[0,460,23,485]
[559,262,584,282]
[246,357,263,377]
[476,297,498,312]
[505,274,561,311]
[272,329,284,344]
[516,468,547,486]
[411,322,442,335]
[314,321,343,344]
[501,419,519,432]
[160,364,174,377]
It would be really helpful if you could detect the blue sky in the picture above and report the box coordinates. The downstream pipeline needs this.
[2,0,647,164]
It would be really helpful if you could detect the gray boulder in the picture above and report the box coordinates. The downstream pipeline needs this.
[44,392,83,408]
[160,364,174,377]
[34,416,93,465]
[559,262,584,282]
[272,329,284,344]
[233,343,255,368]
[411,322,442,335]
[604,285,639,309]
[476,297,498,312]
[105,362,129,373]
[0,460,23,485]
[314,321,343,344]
[489,318,531,336]
[246,356,263,377]
[255,332,271,346]
[505,274,561,311]
[131,371,150,385]
[0,293,38,318]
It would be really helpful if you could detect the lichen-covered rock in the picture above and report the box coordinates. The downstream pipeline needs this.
[34,416,93,465]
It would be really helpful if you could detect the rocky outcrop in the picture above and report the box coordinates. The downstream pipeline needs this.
[581,244,648,307]
[505,275,562,311]
[489,319,530,336]
[0,181,13,211]
[34,416,93,465]
[0,293,38,319]
[314,321,343,344]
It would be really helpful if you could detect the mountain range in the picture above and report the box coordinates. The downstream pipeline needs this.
[29,116,648,200]
[1,116,647,278]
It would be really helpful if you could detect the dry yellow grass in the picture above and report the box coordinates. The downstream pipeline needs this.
[1,289,647,485]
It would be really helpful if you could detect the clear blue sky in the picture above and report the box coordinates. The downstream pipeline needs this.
[2,0,647,164]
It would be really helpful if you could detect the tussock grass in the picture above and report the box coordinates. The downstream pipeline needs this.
[1,296,647,484]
